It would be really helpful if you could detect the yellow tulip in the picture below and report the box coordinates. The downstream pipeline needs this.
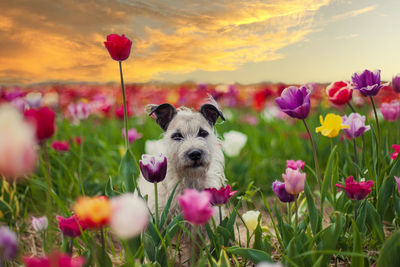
[315,113,349,138]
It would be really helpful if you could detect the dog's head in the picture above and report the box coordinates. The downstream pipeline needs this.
[148,103,225,178]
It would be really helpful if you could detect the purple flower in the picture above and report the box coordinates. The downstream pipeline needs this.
[341,113,370,139]
[380,101,400,122]
[122,128,142,143]
[139,154,167,183]
[272,180,295,203]
[204,185,238,206]
[0,226,18,260]
[351,69,388,97]
[393,74,400,93]
[275,86,311,119]
[3,88,24,101]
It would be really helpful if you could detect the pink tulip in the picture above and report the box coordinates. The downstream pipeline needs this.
[380,101,400,122]
[178,189,214,225]
[122,128,142,143]
[282,168,306,195]
[286,160,305,170]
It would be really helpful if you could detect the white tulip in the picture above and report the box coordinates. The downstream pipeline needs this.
[222,130,247,157]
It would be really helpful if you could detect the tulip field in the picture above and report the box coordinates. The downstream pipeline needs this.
[1,35,400,267]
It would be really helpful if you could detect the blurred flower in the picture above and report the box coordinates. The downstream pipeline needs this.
[42,92,59,108]
[395,176,400,196]
[239,114,259,125]
[74,137,82,145]
[275,86,311,119]
[351,69,387,97]
[272,180,295,203]
[0,105,37,179]
[23,251,85,267]
[56,215,87,238]
[204,184,237,206]
[253,88,273,111]
[335,176,373,200]
[0,226,18,261]
[25,92,42,109]
[51,141,70,152]
[68,101,91,121]
[74,196,111,228]
[178,189,214,225]
[110,193,149,239]
[122,128,142,143]
[282,168,306,195]
[222,130,247,157]
[391,144,400,160]
[393,74,400,93]
[380,100,400,122]
[256,262,284,267]
[145,139,163,155]
[262,105,287,122]
[3,88,24,101]
[24,107,56,141]
[115,104,132,119]
[104,34,132,61]
[286,160,305,170]
[11,97,25,112]
[32,216,48,232]
[316,113,349,138]
[242,210,260,231]
[139,154,167,183]
[341,113,370,139]
[326,81,353,105]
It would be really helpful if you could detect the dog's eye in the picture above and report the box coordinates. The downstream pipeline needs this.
[198,129,209,138]
[171,132,183,141]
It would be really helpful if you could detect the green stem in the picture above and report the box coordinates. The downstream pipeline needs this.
[302,119,321,184]
[41,142,54,251]
[347,102,356,113]
[218,206,222,225]
[370,96,381,151]
[295,196,298,230]
[154,182,159,227]
[287,202,291,225]
[353,139,359,180]
[119,61,129,150]
[354,200,358,221]
[100,227,106,266]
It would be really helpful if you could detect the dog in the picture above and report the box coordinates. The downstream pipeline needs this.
[138,102,226,220]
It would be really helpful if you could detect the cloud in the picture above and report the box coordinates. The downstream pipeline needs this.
[331,5,377,21]
[0,0,332,84]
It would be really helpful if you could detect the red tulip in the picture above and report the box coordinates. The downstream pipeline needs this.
[204,185,237,206]
[115,104,132,119]
[51,140,70,152]
[326,81,353,105]
[24,107,56,141]
[104,34,132,61]
[56,215,87,238]
[24,251,85,267]
[391,144,400,160]
[335,176,373,200]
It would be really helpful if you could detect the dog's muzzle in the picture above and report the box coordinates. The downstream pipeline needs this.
[186,149,204,167]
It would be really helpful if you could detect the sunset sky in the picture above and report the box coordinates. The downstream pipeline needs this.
[0,0,399,85]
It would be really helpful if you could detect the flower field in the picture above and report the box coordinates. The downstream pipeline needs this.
[1,36,400,267]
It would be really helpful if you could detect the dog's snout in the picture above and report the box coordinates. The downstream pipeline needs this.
[187,149,203,161]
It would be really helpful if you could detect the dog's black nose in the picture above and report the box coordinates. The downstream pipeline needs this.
[188,149,203,161]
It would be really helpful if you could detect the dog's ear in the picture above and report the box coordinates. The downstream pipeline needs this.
[148,103,177,131]
[199,104,225,126]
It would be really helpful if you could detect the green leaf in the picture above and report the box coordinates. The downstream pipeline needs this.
[321,145,337,208]
[304,182,321,235]
[351,221,364,267]
[226,246,273,264]
[377,176,394,218]
[119,149,139,192]
[159,181,180,229]
[376,230,400,267]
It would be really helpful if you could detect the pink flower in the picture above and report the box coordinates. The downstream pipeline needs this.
[115,104,132,119]
[391,144,400,160]
[56,215,87,238]
[122,128,142,143]
[286,160,305,170]
[395,176,400,196]
[68,101,91,121]
[282,168,306,195]
[51,141,70,152]
[23,251,85,267]
[204,185,237,206]
[335,176,373,200]
[178,189,214,225]
[104,34,132,61]
[380,101,400,122]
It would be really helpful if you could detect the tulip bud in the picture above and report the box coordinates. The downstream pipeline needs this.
[139,154,167,183]
[242,210,260,231]
[380,101,400,122]
[104,34,132,61]
[392,74,400,93]
[204,185,237,206]
[178,189,214,225]
[32,216,48,232]
[272,180,295,203]
[282,168,306,195]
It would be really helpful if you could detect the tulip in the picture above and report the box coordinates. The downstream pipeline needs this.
[23,252,85,267]
[11,97,25,112]
[326,81,353,105]
[24,107,56,141]
[341,113,370,139]
[114,104,132,119]
[56,215,88,238]
[0,226,18,261]
[25,92,42,109]
[104,34,132,61]
[178,189,214,225]
[242,210,260,231]
[222,130,247,157]
[335,176,373,200]
[393,74,400,93]
[122,128,142,143]
[3,88,24,101]
[282,168,306,195]
[272,180,295,203]
[51,140,70,152]
[380,101,400,122]
[110,193,149,239]
[351,69,387,97]
[394,176,400,196]
[73,196,111,228]
[316,113,349,138]
[42,92,59,108]
[32,216,48,232]
[68,101,91,121]
[391,144,400,160]
[139,154,167,183]
[204,185,238,206]
[0,105,37,179]
[275,86,311,119]
[286,160,305,170]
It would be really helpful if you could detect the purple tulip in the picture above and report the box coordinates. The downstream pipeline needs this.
[139,154,167,183]
[393,74,400,93]
[4,88,24,101]
[351,69,388,97]
[204,185,238,206]
[178,189,214,225]
[380,101,400,122]
[0,226,18,260]
[275,86,311,119]
[272,180,295,203]
[341,113,370,139]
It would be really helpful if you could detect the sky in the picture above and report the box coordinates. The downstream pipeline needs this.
[0,0,399,85]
